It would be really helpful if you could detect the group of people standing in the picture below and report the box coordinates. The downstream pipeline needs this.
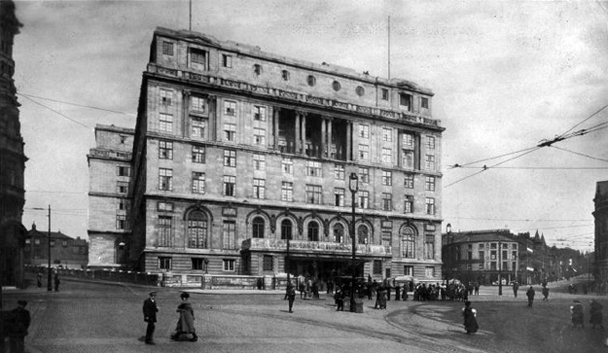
[570,299,604,329]
[142,291,198,345]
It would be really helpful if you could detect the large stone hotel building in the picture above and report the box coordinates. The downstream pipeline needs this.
[88,27,444,285]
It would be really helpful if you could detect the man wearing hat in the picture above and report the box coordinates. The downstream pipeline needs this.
[143,292,159,344]
[7,300,31,353]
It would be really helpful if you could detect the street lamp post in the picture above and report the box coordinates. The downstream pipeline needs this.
[446,223,452,282]
[349,172,359,312]
[498,238,503,296]
[34,206,53,291]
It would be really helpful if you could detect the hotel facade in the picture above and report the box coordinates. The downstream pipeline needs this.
[89,27,445,286]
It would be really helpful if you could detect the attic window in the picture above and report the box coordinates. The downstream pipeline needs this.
[332,81,341,91]
[356,86,365,97]
[282,70,290,81]
[421,97,429,109]
[307,75,316,87]
[162,42,174,56]
[253,64,262,75]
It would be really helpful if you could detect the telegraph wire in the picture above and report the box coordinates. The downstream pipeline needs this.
[18,92,134,116]
[554,103,608,140]
[19,94,92,129]
[448,146,539,168]
[27,190,87,195]
[450,166,608,170]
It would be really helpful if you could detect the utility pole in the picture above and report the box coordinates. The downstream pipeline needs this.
[498,238,502,296]
[47,205,52,291]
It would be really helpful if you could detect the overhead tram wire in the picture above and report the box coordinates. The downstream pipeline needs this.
[448,146,540,168]
[17,92,134,116]
[550,145,608,164]
[19,94,92,129]
[554,103,608,140]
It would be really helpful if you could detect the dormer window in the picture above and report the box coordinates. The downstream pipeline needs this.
[162,41,174,56]
[421,97,429,109]
[190,48,207,69]
[222,54,232,68]
[253,64,262,75]
[282,70,290,81]
[399,93,412,111]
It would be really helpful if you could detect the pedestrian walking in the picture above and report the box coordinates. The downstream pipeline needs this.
[286,283,296,313]
[570,300,584,328]
[36,271,42,288]
[335,289,344,311]
[143,291,159,345]
[542,286,549,301]
[6,300,31,353]
[171,292,197,341]
[590,299,604,329]
[54,272,60,292]
[462,301,478,334]
[526,286,535,307]
[512,281,519,298]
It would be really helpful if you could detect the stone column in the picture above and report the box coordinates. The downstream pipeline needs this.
[295,112,301,154]
[273,107,280,150]
[321,117,326,157]
[301,113,307,155]
[346,121,352,161]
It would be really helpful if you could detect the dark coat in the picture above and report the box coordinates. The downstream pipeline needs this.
[526,287,535,300]
[462,306,479,333]
[175,302,195,334]
[143,298,158,323]
[590,301,603,326]
[5,307,31,337]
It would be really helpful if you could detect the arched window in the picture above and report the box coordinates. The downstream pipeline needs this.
[252,217,264,239]
[333,223,344,243]
[308,221,319,241]
[281,219,292,240]
[187,211,207,248]
[358,225,368,244]
[401,227,415,258]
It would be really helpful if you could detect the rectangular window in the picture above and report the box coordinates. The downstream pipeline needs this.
[334,188,345,207]
[426,136,435,150]
[159,257,172,269]
[334,164,345,180]
[223,221,236,250]
[191,96,206,113]
[192,145,205,163]
[373,260,382,275]
[192,172,205,194]
[358,167,369,183]
[158,216,173,247]
[399,93,412,110]
[116,215,126,230]
[358,144,369,160]
[117,166,131,177]
[404,174,414,189]
[404,266,413,276]
[381,88,389,100]
[402,150,415,169]
[223,259,235,272]
[306,161,322,177]
[382,148,392,164]
[254,106,267,121]
[382,171,392,186]
[382,127,392,142]
[254,127,266,145]
[253,178,265,199]
[479,251,485,262]
[421,97,429,109]
[425,235,435,259]
[491,262,497,270]
[381,231,392,246]
[425,176,435,192]
[224,123,236,141]
[358,124,369,138]
[382,193,392,211]
[263,255,273,271]
[162,42,174,55]
[159,140,173,160]
[191,117,207,139]
[425,197,435,215]
[159,113,173,132]
[253,154,266,170]
[159,168,172,190]
[359,190,369,209]
[157,201,174,212]
[282,158,293,174]
[222,54,232,68]
[117,181,129,194]
[160,88,172,106]
[425,155,435,170]
[117,199,129,211]
[306,185,323,204]
[404,195,413,213]
[224,101,236,116]
[425,267,435,277]
[223,150,236,167]
[282,182,293,202]
[402,133,415,149]
[192,258,204,270]
[190,48,207,65]
[223,175,236,196]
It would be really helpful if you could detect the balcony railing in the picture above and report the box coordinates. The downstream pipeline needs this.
[241,238,391,255]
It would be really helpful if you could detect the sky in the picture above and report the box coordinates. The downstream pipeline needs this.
[12,0,608,252]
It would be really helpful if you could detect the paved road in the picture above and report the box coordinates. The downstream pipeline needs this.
[1,278,606,353]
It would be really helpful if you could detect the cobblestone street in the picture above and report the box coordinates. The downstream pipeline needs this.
[2,278,607,353]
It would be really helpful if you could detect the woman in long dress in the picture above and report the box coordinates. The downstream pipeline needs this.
[172,292,198,342]
[462,301,479,334]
